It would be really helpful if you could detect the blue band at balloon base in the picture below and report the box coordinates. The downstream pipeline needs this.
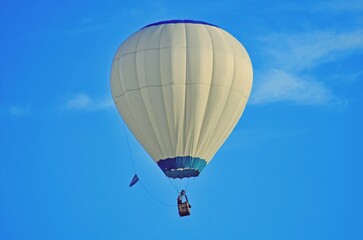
[157,156,207,179]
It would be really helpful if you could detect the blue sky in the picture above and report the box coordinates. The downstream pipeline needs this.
[1,0,363,239]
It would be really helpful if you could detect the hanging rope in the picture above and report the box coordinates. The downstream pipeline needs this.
[137,178,176,207]
[122,122,136,170]
[185,177,190,190]
[122,121,176,207]
[167,177,180,194]
[185,176,196,192]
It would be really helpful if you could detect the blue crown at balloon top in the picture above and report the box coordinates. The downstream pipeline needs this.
[142,20,218,29]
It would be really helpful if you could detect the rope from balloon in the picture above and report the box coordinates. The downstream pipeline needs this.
[122,120,176,207]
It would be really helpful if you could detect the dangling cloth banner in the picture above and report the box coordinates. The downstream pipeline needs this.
[129,174,139,187]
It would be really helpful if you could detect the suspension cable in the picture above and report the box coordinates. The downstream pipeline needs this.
[167,177,180,194]
[185,176,197,192]
[122,121,176,207]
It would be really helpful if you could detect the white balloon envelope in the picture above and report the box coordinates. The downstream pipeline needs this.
[111,20,253,179]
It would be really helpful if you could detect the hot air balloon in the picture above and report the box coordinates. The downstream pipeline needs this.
[110,20,253,216]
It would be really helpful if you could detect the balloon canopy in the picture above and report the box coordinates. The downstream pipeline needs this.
[111,20,253,179]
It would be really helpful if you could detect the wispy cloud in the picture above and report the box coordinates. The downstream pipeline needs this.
[250,70,345,106]
[283,0,363,14]
[313,0,363,13]
[65,93,113,111]
[261,30,363,71]
[9,104,32,117]
[251,30,363,106]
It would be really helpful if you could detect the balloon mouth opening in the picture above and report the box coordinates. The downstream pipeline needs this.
[163,168,200,179]
[157,156,207,179]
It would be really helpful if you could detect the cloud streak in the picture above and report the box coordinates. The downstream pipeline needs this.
[250,70,343,106]
[65,93,113,111]
[9,104,32,117]
[261,30,363,71]
[313,0,363,13]
[251,30,363,106]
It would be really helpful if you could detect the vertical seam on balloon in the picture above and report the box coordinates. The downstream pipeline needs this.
[208,29,241,159]
[240,38,253,99]
[196,28,228,160]
[135,27,164,159]
[242,48,253,99]
[190,24,213,172]
[210,98,246,160]
[145,24,170,159]
[185,23,193,178]
[134,31,160,159]
[195,24,215,159]
[182,24,190,176]
[133,28,159,157]
[159,24,176,159]
[188,27,194,177]
[223,31,252,98]
[202,28,236,160]
[116,32,157,159]
[183,23,189,161]
[188,25,197,178]
[144,25,171,159]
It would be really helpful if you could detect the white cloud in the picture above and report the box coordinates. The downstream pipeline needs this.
[250,70,341,106]
[313,0,363,13]
[9,104,32,117]
[261,30,363,71]
[65,93,113,111]
[253,30,363,106]
[283,0,363,14]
